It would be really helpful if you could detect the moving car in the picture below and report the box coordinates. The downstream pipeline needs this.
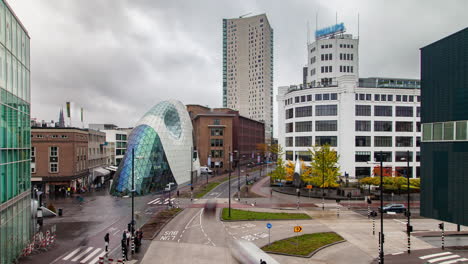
[200,166,213,174]
[382,204,406,213]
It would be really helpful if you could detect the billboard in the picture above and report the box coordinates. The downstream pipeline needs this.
[315,23,345,40]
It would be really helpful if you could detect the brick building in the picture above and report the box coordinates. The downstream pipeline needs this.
[187,105,265,171]
[31,127,109,195]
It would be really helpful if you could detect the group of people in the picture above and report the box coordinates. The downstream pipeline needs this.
[104,226,144,261]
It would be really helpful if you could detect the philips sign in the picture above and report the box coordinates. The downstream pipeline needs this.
[315,23,345,39]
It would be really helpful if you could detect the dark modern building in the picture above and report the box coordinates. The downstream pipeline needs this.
[420,27,468,225]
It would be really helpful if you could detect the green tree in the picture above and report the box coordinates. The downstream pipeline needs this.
[307,144,340,188]
[269,157,286,182]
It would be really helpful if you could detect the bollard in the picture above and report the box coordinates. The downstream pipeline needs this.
[131,236,135,254]
[98,257,104,264]
[378,232,381,264]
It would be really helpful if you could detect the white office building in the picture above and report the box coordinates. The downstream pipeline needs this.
[223,14,274,142]
[277,25,421,179]
[89,124,131,167]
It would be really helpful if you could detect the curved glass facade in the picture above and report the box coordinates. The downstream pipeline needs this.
[111,100,195,196]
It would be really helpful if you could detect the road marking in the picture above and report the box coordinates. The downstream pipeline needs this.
[88,251,106,264]
[63,248,81,260]
[428,255,460,263]
[440,258,468,264]
[392,252,404,255]
[160,230,179,241]
[148,198,160,204]
[420,252,453,259]
[80,248,102,263]
[393,219,407,225]
[71,247,93,262]
[112,229,120,236]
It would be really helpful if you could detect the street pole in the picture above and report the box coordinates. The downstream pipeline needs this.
[131,148,135,253]
[228,147,231,218]
[380,151,384,264]
[407,150,411,254]
[237,151,240,201]
[322,151,325,211]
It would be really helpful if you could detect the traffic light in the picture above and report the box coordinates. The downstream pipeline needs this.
[191,186,194,191]
[381,233,385,244]
[367,198,372,204]
[407,225,413,233]
[439,223,444,230]
[371,211,378,217]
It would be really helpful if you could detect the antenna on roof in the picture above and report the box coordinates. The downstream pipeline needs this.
[239,12,252,18]
[307,20,310,44]
[358,13,360,39]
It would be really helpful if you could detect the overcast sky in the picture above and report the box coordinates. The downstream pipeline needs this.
[8,0,468,136]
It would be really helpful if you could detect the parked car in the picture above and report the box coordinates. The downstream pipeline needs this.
[382,204,406,213]
[200,166,213,174]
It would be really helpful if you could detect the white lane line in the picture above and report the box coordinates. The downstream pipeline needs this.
[63,248,81,260]
[420,252,453,259]
[88,251,106,264]
[71,247,93,262]
[112,229,120,236]
[80,248,102,263]
[428,255,460,263]
[393,219,407,225]
[184,209,202,230]
[440,258,468,264]
[392,252,404,255]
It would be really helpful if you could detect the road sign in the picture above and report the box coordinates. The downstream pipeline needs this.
[306,185,312,189]
[294,226,302,232]
[266,223,272,229]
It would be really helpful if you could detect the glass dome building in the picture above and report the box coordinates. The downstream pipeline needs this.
[111,100,198,196]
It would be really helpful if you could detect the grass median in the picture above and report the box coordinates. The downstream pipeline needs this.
[262,232,343,256]
[194,182,221,198]
[221,208,311,221]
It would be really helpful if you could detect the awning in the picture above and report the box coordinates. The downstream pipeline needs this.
[93,168,111,177]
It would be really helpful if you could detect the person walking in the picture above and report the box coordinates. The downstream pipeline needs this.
[125,230,131,248]
[104,233,110,253]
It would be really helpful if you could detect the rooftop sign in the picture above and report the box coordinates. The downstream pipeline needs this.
[315,23,345,39]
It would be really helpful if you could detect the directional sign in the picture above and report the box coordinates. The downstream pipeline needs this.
[266,223,272,229]
[294,226,302,233]
[306,185,313,189]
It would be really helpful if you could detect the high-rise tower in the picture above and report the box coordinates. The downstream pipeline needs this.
[222,14,273,142]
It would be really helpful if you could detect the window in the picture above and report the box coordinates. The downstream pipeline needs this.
[417,96,421,102]
[323,93,330,100]
[307,95,312,101]
[355,167,371,178]
[355,121,371,131]
[366,94,372,101]
[210,139,224,147]
[31,147,35,157]
[374,136,392,147]
[416,152,421,162]
[381,95,387,101]
[374,106,392,116]
[316,105,337,116]
[359,94,365,100]
[295,97,299,103]
[285,108,294,119]
[295,136,312,147]
[316,120,337,131]
[416,136,421,147]
[50,163,58,173]
[403,95,408,102]
[355,152,371,162]
[396,121,413,132]
[433,123,443,140]
[50,146,58,157]
[355,105,371,116]
[374,94,380,101]
[330,93,337,100]
[295,121,312,132]
[355,136,371,147]
[315,136,337,147]
[374,121,392,132]
[374,151,392,162]
[297,151,312,162]
[210,128,223,136]
[210,150,224,158]
[416,107,421,117]
[395,137,413,147]
[396,95,402,101]
[456,121,467,140]
[395,151,413,162]
[409,95,414,102]
[444,122,454,140]
[286,123,293,133]
[388,95,393,101]
[295,106,312,117]
[396,106,413,117]
[315,94,322,101]
[285,137,293,147]
[422,123,432,141]
[395,167,413,177]
[286,151,294,160]
[213,119,220,125]
[301,96,306,102]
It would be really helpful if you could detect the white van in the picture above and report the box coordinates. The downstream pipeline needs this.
[200,166,213,174]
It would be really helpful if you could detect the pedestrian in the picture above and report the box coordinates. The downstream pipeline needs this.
[270,188,273,197]
[126,230,131,248]
[104,233,110,252]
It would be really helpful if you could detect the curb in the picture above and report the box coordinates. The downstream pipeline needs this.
[146,208,185,241]
[263,238,346,258]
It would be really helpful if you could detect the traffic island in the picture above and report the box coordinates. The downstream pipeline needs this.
[221,208,311,221]
[141,208,183,240]
[262,232,345,257]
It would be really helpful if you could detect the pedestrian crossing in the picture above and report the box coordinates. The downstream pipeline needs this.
[147,197,175,205]
[419,252,468,263]
[62,246,106,264]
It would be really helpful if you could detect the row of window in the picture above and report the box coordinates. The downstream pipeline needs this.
[32,134,68,138]
[321,66,332,73]
[286,120,337,133]
[210,128,224,136]
[356,93,421,103]
[285,93,338,106]
[286,105,337,119]
[285,136,338,147]
[321,53,332,61]
[355,151,420,163]
[355,136,419,147]
[356,105,420,117]
[422,120,468,142]
[339,44,354,49]
[355,166,420,178]
[210,139,224,147]
[116,134,127,141]
[340,53,354,60]
[356,120,421,132]
[340,65,354,73]
[321,44,333,49]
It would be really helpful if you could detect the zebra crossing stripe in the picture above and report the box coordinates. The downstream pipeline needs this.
[63,248,81,260]
[88,251,106,264]
[80,248,102,263]
[420,252,452,259]
[148,198,160,204]
[440,258,468,264]
[427,255,460,263]
[71,247,94,262]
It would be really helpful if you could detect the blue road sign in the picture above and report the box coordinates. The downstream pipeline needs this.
[267,223,272,229]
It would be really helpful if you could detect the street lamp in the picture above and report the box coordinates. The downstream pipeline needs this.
[234,150,240,201]
[402,150,412,254]
[322,151,325,211]
[228,147,232,218]
[368,151,385,264]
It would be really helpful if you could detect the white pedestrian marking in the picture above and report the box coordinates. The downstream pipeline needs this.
[428,255,460,263]
[88,251,106,264]
[440,258,468,264]
[420,252,453,259]
[63,248,81,260]
[80,248,102,263]
[72,247,93,262]
[148,198,160,204]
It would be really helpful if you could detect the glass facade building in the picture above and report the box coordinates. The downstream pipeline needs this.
[0,1,32,263]
[111,100,198,196]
